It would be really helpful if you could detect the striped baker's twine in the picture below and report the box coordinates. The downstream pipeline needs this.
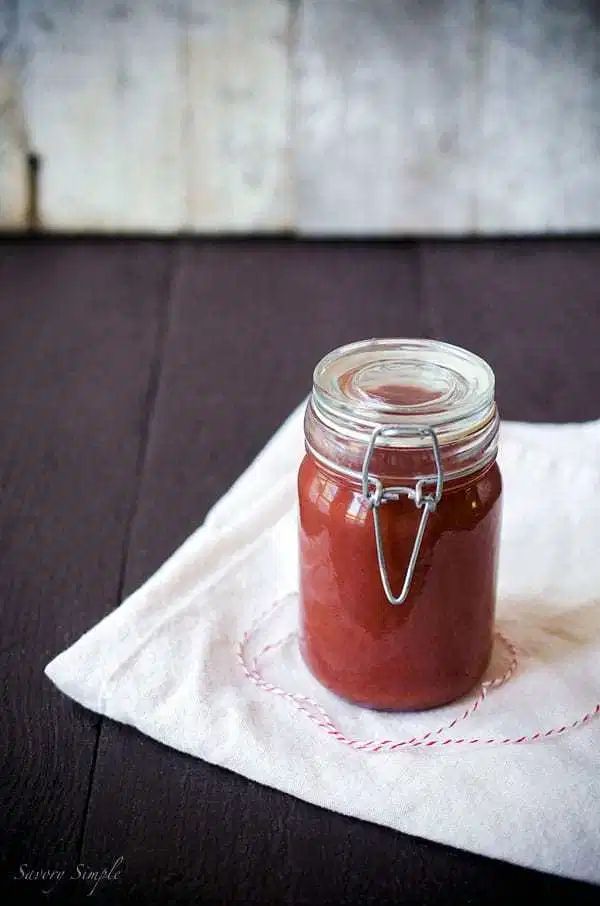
[237,599,600,752]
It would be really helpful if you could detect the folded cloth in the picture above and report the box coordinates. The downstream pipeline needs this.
[46,404,600,884]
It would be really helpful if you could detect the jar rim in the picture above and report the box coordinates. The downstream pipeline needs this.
[312,338,496,448]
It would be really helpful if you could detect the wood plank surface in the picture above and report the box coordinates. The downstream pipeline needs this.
[107,239,423,574]
[0,3,28,227]
[475,2,600,233]
[181,1,291,232]
[2,2,599,234]
[8,0,291,233]
[78,240,597,904]
[0,239,172,900]
[295,0,600,235]
[295,0,481,234]
[1,238,599,904]
[77,240,425,904]
[420,239,600,421]
[17,0,187,232]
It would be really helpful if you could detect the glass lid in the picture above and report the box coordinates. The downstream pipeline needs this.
[312,338,496,444]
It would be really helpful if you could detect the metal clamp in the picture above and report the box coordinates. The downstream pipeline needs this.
[361,425,444,605]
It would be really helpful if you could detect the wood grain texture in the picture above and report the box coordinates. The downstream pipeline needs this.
[77,240,424,905]
[475,1,600,232]
[182,0,291,231]
[295,0,481,234]
[420,238,600,421]
[11,0,291,233]
[294,0,600,235]
[3,0,600,234]
[1,238,600,904]
[0,240,172,898]
[110,239,423,576]
[0,3,28,227]
[17,0,187,231]
[77,240,598,904]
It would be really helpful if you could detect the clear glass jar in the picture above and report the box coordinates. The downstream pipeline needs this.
[298,338,502,711]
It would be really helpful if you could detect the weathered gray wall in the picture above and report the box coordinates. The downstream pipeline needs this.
[1,0,599,234]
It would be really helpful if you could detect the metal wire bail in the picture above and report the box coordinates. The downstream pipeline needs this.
[361,424,444,605]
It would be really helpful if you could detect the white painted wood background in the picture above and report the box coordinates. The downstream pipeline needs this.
[1,0,599,234]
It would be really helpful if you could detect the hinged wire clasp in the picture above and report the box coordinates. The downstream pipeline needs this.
[361,425,444,605]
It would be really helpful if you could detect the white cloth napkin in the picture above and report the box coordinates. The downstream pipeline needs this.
[45,404,600,884]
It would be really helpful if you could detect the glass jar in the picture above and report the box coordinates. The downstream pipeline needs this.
[298,338,502,711]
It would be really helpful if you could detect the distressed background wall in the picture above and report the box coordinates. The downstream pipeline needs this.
[1,0,599,235]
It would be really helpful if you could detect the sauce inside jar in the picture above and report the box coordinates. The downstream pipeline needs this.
[298,339,502,711]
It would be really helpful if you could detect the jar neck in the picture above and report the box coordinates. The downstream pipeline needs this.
[304,394,500,486]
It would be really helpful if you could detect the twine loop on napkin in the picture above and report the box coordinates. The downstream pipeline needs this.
[238,597,600,752]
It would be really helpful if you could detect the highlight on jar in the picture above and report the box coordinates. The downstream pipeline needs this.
[298,338,502,711]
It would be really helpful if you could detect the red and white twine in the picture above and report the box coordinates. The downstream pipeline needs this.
[237,600,600,752]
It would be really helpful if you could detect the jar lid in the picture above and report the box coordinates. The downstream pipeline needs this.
[312,338,496,446]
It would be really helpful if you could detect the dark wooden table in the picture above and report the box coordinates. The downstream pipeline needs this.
[2,237,599,905]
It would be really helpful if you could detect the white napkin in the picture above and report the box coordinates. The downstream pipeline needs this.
[45,404,600,884]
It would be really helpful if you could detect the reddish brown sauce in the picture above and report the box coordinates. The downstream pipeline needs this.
[298,450,502,710]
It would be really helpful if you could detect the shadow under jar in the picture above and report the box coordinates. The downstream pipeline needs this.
[298,339,502,711]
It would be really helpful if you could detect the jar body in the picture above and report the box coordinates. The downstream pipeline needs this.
[298,452,502,710]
